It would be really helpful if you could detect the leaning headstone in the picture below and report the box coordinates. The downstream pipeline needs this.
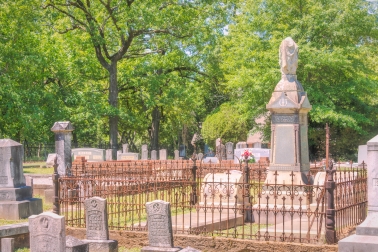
[29,212,66,252]
[122,144,129,153]
[151,150,157,160]
[174,150,179,160]
[141,200,181,252]
[225,142,234,160]
[51,121,74,175]
[46,153,57,168]
[0,139,42,219]
[82,197,118,252]
[141,145,148,160]
[339,135,378,251]
[159,149,167,160]
[66,235,89,252]
[1,238,14,252]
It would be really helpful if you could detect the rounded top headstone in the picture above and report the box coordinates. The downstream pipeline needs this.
[51,121,74,133]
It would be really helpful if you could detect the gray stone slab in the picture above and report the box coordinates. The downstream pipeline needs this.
[66,235,89,252]
[225,142,234,160]
[0,198,42,219]
[339,233,378,252]
[142,145,148,160]
[29,212,66,252]
[81,239,118,252]
[174,150,179,160]
[117,153,139,161]
[72,148,105,162]
[159,149,167,160]
[0,222,29,238]
[1,237,14,252]
[44,189,54,204]
[122,144,129,153]
[46,153,57,168]
[0,186,32,201]
[84,197,108,240]
[151,150,157,160]
[105,149,113,161]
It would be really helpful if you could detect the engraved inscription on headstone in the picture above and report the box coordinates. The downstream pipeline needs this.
[146,200,174,248]
[29,212,66,252]
[84,197,108,240]
[272,114,299,124]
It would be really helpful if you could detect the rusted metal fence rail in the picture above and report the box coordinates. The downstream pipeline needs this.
[58,158,366,244]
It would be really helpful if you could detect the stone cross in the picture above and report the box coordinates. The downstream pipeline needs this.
[84,197,108,240]
[141,200,180,252]
[51,121,74,175]
[29,212,66,252]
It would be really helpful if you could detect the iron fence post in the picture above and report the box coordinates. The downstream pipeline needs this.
[325,161,336,244]
[191,157,198,205]
[52,156,60,215]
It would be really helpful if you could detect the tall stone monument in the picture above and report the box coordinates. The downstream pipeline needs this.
[338,135,378,251]
[265,37,312,187]
[51,121,74,175]
[0,139,42,219]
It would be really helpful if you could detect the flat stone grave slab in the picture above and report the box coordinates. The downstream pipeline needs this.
[72,148,105,162]
[117,152,139,161]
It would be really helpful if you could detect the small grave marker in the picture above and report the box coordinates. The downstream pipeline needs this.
[84,197,108,240]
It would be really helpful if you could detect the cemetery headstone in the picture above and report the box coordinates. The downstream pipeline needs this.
[141,200,181,252]
[358,145,367,165]
[82,197,118,252]
[29,212,66,252]
[202,157,219,164]
[122,144,129,153]
[159,149,167,160]
[197,153,204,161]
[66,235,89,252]
[51,121,74,175]
[339,135,378,251]
[235,142,247,149]
[179,145,186,157]
[72,148,105,162]
[46,153,57,168]
[225,142,234,160]
[117,152,139,161]
[0,139,42,219]
[105,149,113,161]
[141,145,148,160]
[151,150,157,160]
[1,238,14,252]
[174,150,179,160]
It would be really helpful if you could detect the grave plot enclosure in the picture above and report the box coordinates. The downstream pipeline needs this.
[58,158,367,244]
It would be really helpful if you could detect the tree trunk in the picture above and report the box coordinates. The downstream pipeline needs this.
[150,106,161,151]
[109,62,119,160]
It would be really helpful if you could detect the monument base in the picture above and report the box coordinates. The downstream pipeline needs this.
[82,239,118,252]
[0,186,33,201]
[66,235,89,252]
[0,198,42,219]
[141,246,182,252]
[338,212,378,252]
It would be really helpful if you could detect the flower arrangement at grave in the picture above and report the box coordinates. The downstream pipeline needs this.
[240,150,255,163]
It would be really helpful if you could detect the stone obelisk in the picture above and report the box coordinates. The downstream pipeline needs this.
[265,37,312,193]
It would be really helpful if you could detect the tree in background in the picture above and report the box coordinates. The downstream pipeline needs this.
[202,0,378,160]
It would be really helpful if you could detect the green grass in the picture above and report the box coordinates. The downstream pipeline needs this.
[23,161,53,175]
[0,218,28,226]
[15,248,29,252]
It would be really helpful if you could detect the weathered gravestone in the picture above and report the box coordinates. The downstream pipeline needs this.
[46,153,57,168]
[151,150,157,160]
[225,142,234,160]
[66,235,89,252]
[174,150,179,160]
[72,148,105,162]
[159,149,167,160]
[196,153,203,161]
[117,152,139,161]
[29,212,66,252]
[0,139,42,219]
[141,145,148,160]
[105,149,113,161]
[235,142,247,149]
[141,200,181,252]
[82,197,118,252]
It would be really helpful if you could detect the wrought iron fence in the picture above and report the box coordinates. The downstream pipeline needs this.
[58,158,367,244]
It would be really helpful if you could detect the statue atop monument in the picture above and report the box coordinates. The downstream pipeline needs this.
[279,37,298,75]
